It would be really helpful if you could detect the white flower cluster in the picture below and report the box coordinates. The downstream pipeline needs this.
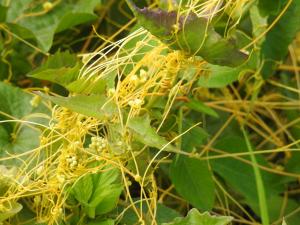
[139,69,148,83]
[128,98,143,108]
[66,155,78,169]
[89,136,107,152]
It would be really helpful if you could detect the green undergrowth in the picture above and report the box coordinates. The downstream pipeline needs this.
[0,0,300,225]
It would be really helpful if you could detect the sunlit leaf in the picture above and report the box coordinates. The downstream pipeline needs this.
[0,202,23,222]
[38,93,118,120]
[28,51,80,86]
[84,166,122,218]
[126,0,248,67]
[0,82,49,165]
[5,0,101,51]
[88,219,115,225]
[162,208,232,225]
[72,174,93,204]
[127,115,177,151]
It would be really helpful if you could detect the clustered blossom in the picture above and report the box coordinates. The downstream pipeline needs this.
[128,98,144,108]
[89,136,107,152]
[65,155,78,169]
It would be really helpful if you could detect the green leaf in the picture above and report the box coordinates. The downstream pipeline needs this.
[0,165,18,196]
[0,82,49,166]
[258,0,285,16]
[0,82,45,119]
[156,204,181,224]
[181,119,208,152]
[88,219,115,225]
[5,0,100,51]
[83,166,122,218]
[2,126,41,166]
[0,4,8,22]
[170,118,213,210]
[118,202,180,224]
[170,156,215,210]
[266,195,300,225]
[185,99,219,118]
[39,93,118,120]
[29,51,108,94]
[162,208,232,225]
[210,136,298,222]
[94,184,123,215]
[71,174,93,204]
[197,50,258,88]
[0,202,23,222]
[127,115,177,151]
[261,1,300,78]
[66,77,107,95]
[126,1,247,67]
[28,51,79,86]
[197,64,244,88]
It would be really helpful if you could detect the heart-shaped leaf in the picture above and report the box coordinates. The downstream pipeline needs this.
[126,0,248,67]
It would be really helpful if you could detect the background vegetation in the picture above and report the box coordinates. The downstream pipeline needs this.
[0,0,300,224]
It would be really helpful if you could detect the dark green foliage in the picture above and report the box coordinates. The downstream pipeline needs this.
[261,0,300,78]
[126,0,248,67]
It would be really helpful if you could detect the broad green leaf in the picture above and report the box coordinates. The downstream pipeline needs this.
[39,93,117,120]
[118,202,180,224]
[66,78,107,95]
[5,0,101,51]
[266,195,300,225]
[0,202,23,222]
[210,136,299,222]
[185,99,219,118]
[0,82,45,119]
[162,208,232,225]
[250,5,268,42]
[258,0,285,16]
[88,219,115,225]
[8,203,38,225]
[197,50,258,88]
[28,51,79,86]
[156,204,181,224]
[0,82,49,166]
[126,0,247,67]
[0,126,9,149]
[29,51,108,94]
[0,4,7,22]
[94,184,123,215]
[2,126,41,166]
[279,73,300,174]
[170,156,215,210]
[71,174,93,204]
[0,165,18,196]
[83,166,122,218]
[197,64,244,88]
[170,118,213,210]
[261,1,300,78]
[127,115,177,151]
[181,119,208,152]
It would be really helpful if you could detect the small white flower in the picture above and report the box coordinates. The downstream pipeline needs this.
[36,166,44,175]
[129,98,144,108]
